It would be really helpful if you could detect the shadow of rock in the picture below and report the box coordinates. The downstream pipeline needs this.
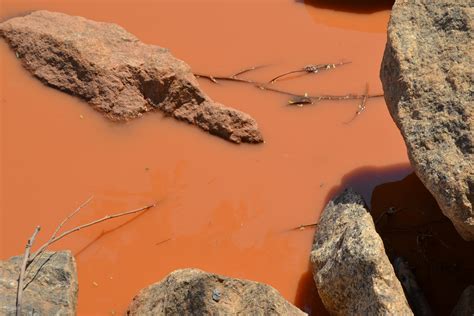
[371,172,474,315]
[324,163,412,209]
[297,0,395,14]
[294,163,411,315]
[294,263,329,315]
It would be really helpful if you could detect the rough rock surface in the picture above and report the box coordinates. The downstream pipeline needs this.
[451,285,474,316]
[0,10,263,144]
[310,188,412,315]
[0,250,78,315]
[127,268,306,315]
[380,0,473,240]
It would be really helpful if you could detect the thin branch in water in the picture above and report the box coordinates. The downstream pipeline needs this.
[16,201,156,315]
[288,93,313,107]
[293,222,319,230]
[344,83,369,124]
[155,238,172,246]
[269,61,351,83]
[231,65,268,78]
[194,66,383,106]
[29,203,156,264]
[16,226,41,316]
[50,196,94,241]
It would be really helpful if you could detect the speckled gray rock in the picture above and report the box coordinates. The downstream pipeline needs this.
[310,189,412,315]
[127,268,306,315]
[380,0,473,240]
[451,285,474,316]
[0,250,78,316]
[0,11,263,144]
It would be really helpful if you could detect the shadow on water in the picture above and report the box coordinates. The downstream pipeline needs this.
[372,172,474,315]
[324,163,413,209]
[296,0,395,14]
[294,163,412,315]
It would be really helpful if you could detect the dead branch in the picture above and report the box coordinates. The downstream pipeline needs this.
[344,83,369,124]
[293,222,319,230]
[194,67,383,106]
[269,61,351,83]
[16,200,156,315]
[50,196,93,241]
[16,226,40,316]
[29,203,155,265]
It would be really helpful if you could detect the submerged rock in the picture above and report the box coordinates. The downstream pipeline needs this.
[451,285,474,316]
[380,0,473,239]
[0,250,78,315]
[310,188,412,315]
[127,268,306,315]
[0,10,263,144]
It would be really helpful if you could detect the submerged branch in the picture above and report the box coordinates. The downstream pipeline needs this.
[194,66,383,107]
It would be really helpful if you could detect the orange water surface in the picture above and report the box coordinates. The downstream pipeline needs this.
[1,0,410,314]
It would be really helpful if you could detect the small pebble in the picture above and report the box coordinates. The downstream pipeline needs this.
[92,281,98,287]
[212,289,221,302]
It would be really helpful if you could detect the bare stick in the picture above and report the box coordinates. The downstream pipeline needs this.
[29,203,156,265]
[269,61,351,83]
[293,222,319,230]
[195,70,383,104]
[344,83,369,124]
[231,65,267,78]
[16,226,40,316]
[50,196,94,241]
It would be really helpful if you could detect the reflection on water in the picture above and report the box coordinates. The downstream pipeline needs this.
[1,0,408,314]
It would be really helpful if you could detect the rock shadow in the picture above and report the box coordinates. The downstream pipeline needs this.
[372,172,474,315]
[296,0,395,14]
[294,163,412,315]
[323,163,412,209]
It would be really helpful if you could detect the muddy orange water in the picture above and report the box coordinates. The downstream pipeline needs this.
[1,1,410,315]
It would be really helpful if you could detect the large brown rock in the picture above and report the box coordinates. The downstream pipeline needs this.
[0,251,78,315]
[0,10,263,144]
[127,268,306,315]
[310,188,412,315]
[380,0,473,240]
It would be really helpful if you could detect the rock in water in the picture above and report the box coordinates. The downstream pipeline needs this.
[310,189,412,315]
[380,0,473,239]
[126,268,306,315]
[0,11,263,144]
[0,251,78,315]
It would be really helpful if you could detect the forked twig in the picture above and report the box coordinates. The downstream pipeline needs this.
[29,203,155,265]
[344,83,369,124]
[269,61,351,83]
[16,226,40,316]
[16,199,156,315]
[195,66,383,106]
[50,196,94,241]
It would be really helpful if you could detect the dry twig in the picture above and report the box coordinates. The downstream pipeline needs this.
[344,83,370,124]
[194,66,383,107]
[16,200,156,315]
[293,222,319,230]
[16,226,40,316]
[269,61,351,83]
